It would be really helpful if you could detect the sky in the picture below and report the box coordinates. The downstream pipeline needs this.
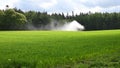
[0,0,120,15]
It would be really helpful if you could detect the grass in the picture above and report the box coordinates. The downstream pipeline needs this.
[0,30,120,68]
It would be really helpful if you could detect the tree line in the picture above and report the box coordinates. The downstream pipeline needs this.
[0,8,120,30]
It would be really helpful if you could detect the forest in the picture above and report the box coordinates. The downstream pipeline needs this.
[0,8,120,30]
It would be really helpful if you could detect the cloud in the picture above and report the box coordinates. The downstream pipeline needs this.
[38,0,57,9]
[0,0,19,9]
[12,0,57,12]
[101,5,120,12]
[78,0,120,8]
[0,0,120,14]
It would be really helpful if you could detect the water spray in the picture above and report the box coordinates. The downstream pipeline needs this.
[52,20,85,31]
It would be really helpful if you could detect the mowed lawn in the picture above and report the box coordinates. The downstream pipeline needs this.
[0,30,120,68]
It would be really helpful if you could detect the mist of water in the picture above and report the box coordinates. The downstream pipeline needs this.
[26,20,85,31]
[52,20,85,31]
[60,20,84,31]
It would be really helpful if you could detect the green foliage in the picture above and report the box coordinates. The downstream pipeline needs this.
[73,12,120,30]
[25,11,37,24]
[51,13,65,21]
[13,7,24,14]
[0,30,120,68]
[15,12,27,29]
[0,9,27,30]
[0,10,5,26]
[32,12,50,28]
[0,8,120,30]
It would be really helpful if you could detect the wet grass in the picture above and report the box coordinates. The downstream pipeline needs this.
[0,30,120,68]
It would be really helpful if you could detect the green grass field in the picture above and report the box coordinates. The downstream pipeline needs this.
[0,30,120,68]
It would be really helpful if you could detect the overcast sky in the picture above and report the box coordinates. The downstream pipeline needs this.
[0,0,120,15]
